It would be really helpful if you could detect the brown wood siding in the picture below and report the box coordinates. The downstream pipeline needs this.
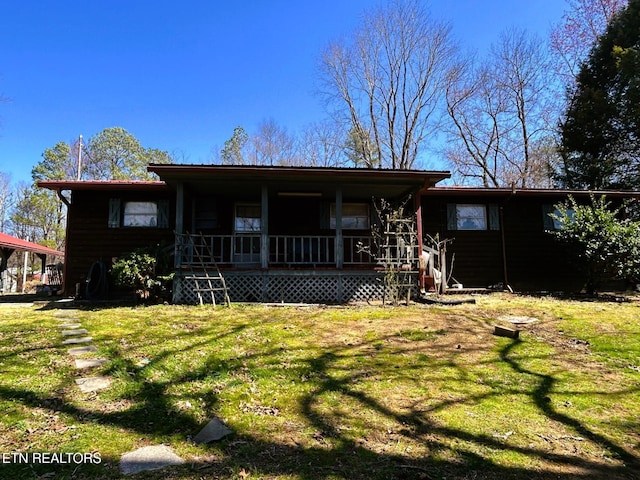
[422,198,503,288]
[501,197,581,291]
[422,194,584,291]
[63,190,175,296]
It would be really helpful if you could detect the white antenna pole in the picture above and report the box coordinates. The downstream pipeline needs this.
[76,134,83,180]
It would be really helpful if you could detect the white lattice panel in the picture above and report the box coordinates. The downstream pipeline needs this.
[175,270,418,305]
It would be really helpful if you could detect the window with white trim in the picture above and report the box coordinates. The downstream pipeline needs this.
[330,203,370,230]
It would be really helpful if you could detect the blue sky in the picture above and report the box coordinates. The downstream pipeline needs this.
[0,1,567,184]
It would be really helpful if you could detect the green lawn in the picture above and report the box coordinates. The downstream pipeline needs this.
[0,294,638,479]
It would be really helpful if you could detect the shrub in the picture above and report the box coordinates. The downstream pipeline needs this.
[111,245,173,301]
[551,195,640,293]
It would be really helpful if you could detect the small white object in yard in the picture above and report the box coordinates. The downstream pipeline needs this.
[136,358,151,368]
[492,431,515,440]
[193,417,233,444]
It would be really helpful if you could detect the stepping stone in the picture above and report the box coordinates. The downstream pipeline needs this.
[498,315,538,325]
[68,345,98,356]
[61,328,89,336]
[74,358,109,369]
[192,417,233,444]
[57,318,80,323]
[62,336,92,345]
[120,445,184,476]
[54,310,80,318]
[75,376,111,393]
[59,323,82,329]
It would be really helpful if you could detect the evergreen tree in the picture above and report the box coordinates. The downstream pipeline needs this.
[558,0,640,189]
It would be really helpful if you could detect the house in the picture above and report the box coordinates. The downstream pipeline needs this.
[421,187,639,292]
[38,165,640,303]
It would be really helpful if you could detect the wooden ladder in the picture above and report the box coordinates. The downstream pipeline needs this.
[185,234,230,307]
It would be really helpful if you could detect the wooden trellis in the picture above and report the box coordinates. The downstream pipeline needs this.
[379,213,419,305]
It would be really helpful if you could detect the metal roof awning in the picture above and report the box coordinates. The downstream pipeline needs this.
[146,164,452,199]
[0,232,64,258]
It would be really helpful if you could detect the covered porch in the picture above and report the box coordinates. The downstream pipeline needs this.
[148,164,450,303]
[0,232,64,294]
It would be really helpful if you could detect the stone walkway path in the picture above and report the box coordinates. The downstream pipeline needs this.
[53,305,231,475]
[54,307,190,475]
[55,310,111,393]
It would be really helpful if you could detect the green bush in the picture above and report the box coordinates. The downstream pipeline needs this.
[111,245,173,301]
[551,195,640,293]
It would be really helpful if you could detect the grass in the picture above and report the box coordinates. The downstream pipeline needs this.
[0,294,638,479]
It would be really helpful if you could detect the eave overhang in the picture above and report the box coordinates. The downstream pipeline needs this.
[423,186,640,199]
[37,180,169,192]
[147,164,451,199]
[0,232,64,257]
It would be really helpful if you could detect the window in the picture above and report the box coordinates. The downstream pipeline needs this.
[108,199,169,228]
[447,204,499,231]
[456,205,486,230]
[330,203,370,230]
[543,205,575,231]
[193,197,218,230]
[235,204,261,232]
[124,202,158,227]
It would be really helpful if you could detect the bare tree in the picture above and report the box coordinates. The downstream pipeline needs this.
[445,60,506,187]
[445,29,557,187]
[298,120,349,167]
[492,29,557,187]
[247,118,299,166]
[319,0,457,170]
[0,172,14,232]
[550,0,627,83]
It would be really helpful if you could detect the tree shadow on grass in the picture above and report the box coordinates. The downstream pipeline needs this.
[1,310,639,480]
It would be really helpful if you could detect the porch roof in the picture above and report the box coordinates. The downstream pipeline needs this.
[0,232,64,257]
[147,164,451,199]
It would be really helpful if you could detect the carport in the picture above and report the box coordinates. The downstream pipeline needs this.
[0,232,64,292]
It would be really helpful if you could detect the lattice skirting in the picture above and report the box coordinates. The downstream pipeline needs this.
[174,270,417,304]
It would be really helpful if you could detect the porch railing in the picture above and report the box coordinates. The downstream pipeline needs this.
[176,233,377,267]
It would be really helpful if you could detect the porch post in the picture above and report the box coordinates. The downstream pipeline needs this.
[173,182,184,304]
[261,185,269,269]
[175,182,184,234]
[414,190,424,291]
[335,187,343,268]
[38,254,47,280]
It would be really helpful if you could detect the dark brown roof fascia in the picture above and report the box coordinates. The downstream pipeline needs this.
[37,180,169,191]
[423,186,640,198]
[147,164,451,183]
